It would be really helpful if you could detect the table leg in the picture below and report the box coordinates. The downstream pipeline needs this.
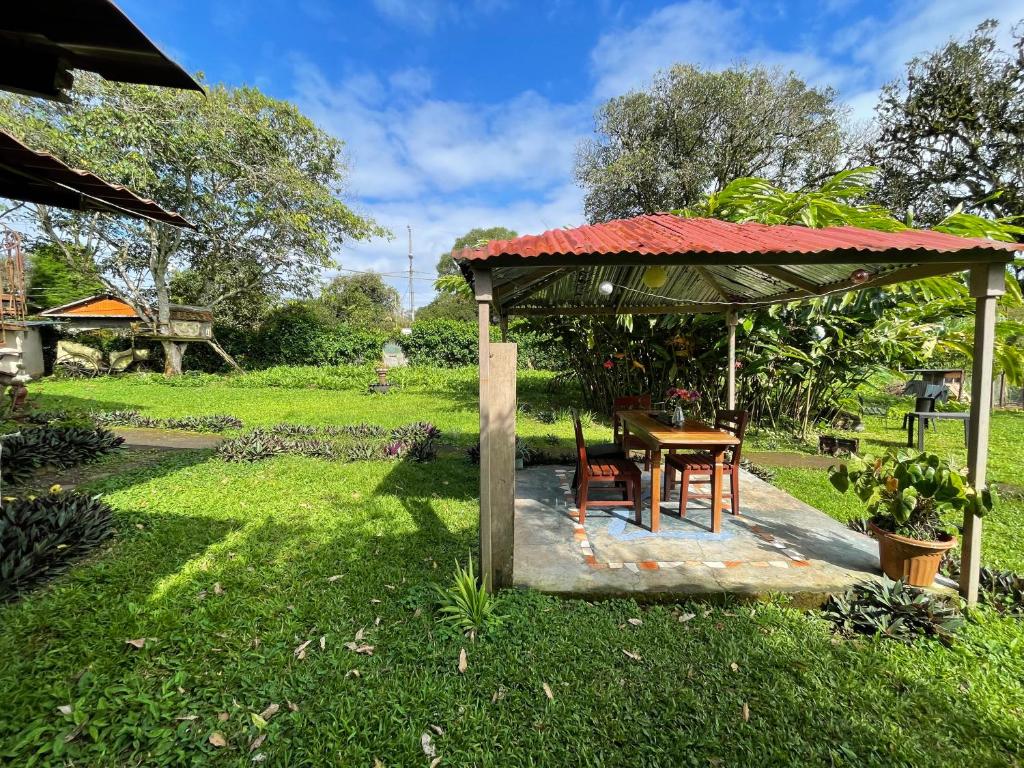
[650,448,661,533]
[906,414,914,447]
[711,449,724,534]
[917,417,925,451]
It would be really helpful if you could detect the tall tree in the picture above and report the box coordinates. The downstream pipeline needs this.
[575,64,846,222]
[435,227,518,277]
[429,226,517,316]
[24,244,104,313]
[320,272,401,329]
[0,75,386,373]
[866,20,1024,226]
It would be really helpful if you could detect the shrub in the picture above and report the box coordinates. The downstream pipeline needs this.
[341,440,381,462]
[1,427,124,484]
[217,431,290,462]
[434,558,503,638]
[1,490,114,601]
[401,319,478,367]
[91,411,243,433]
[91,410,161,428]
[253,301,387,366]
[406,437,437,463]
[822,577,964,643]
[389,421,440,442]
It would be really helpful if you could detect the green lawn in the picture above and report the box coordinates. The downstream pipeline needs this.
[2,368,1024,766]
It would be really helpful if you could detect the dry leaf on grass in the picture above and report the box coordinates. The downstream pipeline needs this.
[730,662,739,673]
[125,638,146,650]
[249,734,266,752]
[217,712,229,722]
[458,648,467,674]
[326,574,343,583]
[287,700,299,712]
[627,618,643,626]
[374,616,382,626]
[259,703,279,721]
[429,724,445,736]
[355,628,365,642]
[213,582,224,596]
[319,635,326,650]
[346,669,361,678]
[56,704,72,716]
[678,613,696,623]
[294,640,312,659]
[542,683,554,701]
[370,598,382,604]
[420,732,436,758]
[373,759,384,768]
[430,758,442,768]
[208,732,227,748]
[742,702,750,722]
[622,649,642,662]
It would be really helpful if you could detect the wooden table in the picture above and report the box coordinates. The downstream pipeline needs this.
[905,410,970,451]
[618,411,740,533]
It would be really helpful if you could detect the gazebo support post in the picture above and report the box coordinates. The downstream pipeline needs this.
[961,263,1005,605]
[474,270,517,591]
[726,309,738,410]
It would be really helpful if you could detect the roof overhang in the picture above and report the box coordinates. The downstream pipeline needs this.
[0,0,204,101]
[0,130,194,227]
[454,215,1022,316]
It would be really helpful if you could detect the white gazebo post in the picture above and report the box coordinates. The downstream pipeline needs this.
[961,262,1005,604]
[726,309,738,410]
[474,269,517,591]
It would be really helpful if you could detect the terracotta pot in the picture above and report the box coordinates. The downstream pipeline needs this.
[868,521,956,587]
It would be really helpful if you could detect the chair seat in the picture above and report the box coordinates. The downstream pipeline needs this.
[587,457,641,479]
[664,451,734,472]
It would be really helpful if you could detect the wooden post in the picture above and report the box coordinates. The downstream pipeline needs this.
[726,309,738,411]
[489,342,517,588]
[961,263,1004,605]
[474,269,493,590]
[499,314,509,342]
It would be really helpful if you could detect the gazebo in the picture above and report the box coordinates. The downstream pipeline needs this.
[454,214,1022,604]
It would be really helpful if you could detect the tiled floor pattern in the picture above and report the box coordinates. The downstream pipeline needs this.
[553,468,813,572]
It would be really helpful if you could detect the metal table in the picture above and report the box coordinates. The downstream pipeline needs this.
[905,410,970,451]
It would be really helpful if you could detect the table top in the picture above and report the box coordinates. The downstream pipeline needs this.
[618,410,740,447]
[907,411,970,419]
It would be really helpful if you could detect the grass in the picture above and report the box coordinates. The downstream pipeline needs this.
[2,366,1024,765]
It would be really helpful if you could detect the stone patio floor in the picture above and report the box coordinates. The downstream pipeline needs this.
[514,464,886,604]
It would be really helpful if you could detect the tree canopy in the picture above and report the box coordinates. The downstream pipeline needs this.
[0,74,387,372]
[865,19,1024,226]
[320,272,402,329]
[25,244,104,313]
[575,64,847,222]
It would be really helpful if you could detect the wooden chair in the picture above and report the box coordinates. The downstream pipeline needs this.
[663,409,749,521]
[613,394,652,470]
[573,409,642,525]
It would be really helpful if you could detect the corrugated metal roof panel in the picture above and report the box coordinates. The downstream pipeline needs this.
[455,214,1023,262]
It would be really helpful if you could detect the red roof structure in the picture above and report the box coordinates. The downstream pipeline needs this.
[0,130,194,227]
[454,214,1022,316]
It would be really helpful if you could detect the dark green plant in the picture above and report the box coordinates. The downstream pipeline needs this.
[822,577,964,643]
[1,427,124,484]
[406,437,437,463]
[390,422,440,442]
[332,423,387,439]
[341,440,382,462]
[1,490,114,601]
[434,558,503,638]
[216,431,290,462]
[829,449,992,540]
[161,415,243,432]
[268,423,318,437]
[90,410,161,428]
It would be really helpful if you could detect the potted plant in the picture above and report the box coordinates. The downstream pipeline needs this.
[515,437,533,470]
[829,449,993,587]
[664,387,700,426]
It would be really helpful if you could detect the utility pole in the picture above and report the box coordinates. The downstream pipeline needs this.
[407,224,415,323]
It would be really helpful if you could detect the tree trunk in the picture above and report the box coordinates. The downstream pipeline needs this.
[162,341,188,377]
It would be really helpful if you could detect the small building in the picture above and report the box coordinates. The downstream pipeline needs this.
[40,294,213,339]
[0,321,47,380]
[904,367,965,400]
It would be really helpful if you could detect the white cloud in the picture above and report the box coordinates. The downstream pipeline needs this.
[371,0,509,32]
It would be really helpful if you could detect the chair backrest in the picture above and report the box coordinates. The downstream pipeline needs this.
[915,396,935,413]
[715,409,750,464]
[902,379,927,397]
[612,394,652,441]
[571,408,588,467]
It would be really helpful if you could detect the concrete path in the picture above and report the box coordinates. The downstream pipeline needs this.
[112,427,224,450]
[514,465,881,605]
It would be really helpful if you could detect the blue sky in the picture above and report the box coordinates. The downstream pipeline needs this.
[122,0,1024,308]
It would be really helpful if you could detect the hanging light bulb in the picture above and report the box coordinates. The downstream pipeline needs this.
[850,268,871,284]
[598,280,614,295]
[643,265,668,289]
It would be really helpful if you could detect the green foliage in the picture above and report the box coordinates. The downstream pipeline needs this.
[867,20,1024,227]
[414,291,477,322]
[25,245,104,313]
[216,422,440,464]
[576,64,845,221]
[829,449,992,539]
[436,227,518,277]
[0,490,113,601]
[253,301,388,366]
[320,272,402,329]
[0,74,387,374]
[822,577,964,643]
[1,427,123,484]
[433,558,503,637]
[401,319,478,367]
[90,411,242,433]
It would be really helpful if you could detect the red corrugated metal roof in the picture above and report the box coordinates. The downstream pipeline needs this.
[454,214,1023,262]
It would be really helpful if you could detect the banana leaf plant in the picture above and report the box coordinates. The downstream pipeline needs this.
[829,449,994,540]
